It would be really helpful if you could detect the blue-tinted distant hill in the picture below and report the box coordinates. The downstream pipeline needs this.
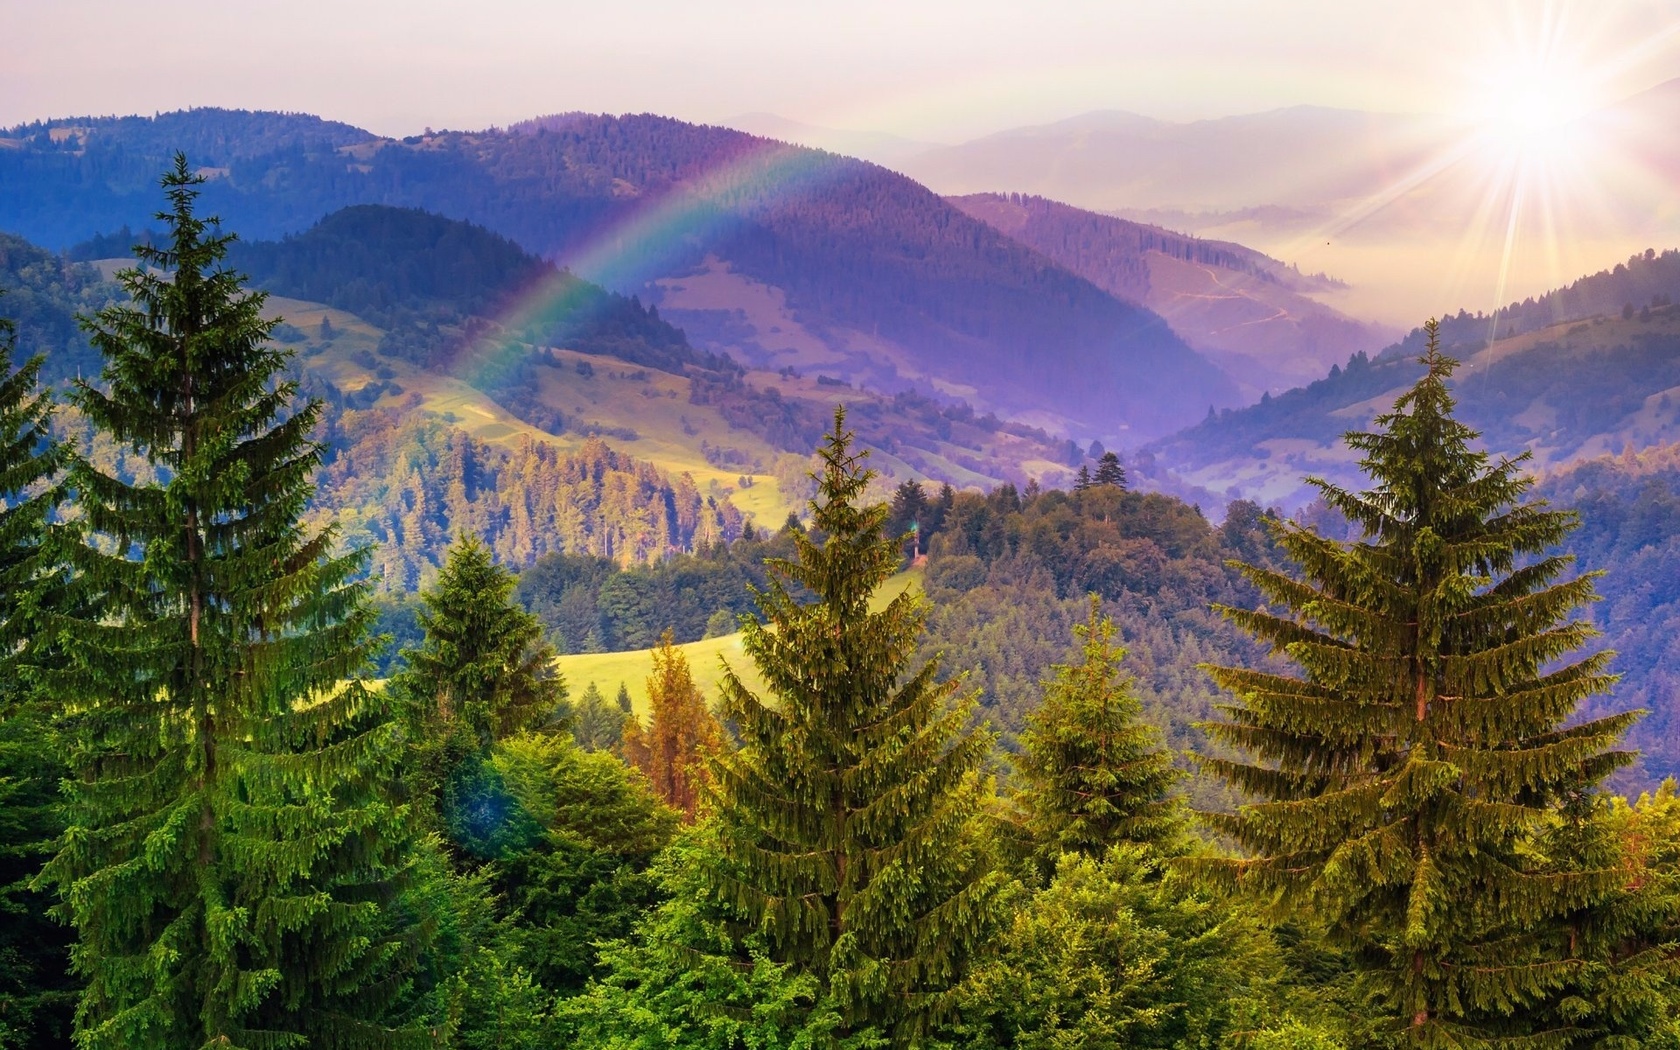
[0,108,1239,439]
[1145,247,1680,506]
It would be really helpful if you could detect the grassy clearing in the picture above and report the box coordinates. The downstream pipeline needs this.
[263,296,802,525]
[558,566,924,718]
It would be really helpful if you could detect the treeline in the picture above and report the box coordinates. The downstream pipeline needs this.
[514,525,795,654]
[308,407,746,590]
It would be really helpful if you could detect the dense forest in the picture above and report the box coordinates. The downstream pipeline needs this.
[3,164,1680,1050]
[0,107,1240,437]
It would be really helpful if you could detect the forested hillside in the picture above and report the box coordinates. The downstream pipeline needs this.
[949,192,1394,393]
[1150,247,1680,503]
[1,108,1242,437]
[1536,444,1680,786]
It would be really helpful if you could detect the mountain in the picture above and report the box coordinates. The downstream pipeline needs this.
[897,85,1680,328]
[720,113,940,166]
[1145,247,1680,507]
[947,192,1397,395]
[0,108,1242,440]
[8,208,1089,577]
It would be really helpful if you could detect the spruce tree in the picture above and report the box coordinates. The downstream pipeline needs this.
[42,157,424,1050]
[397,532,564,752]
[0,296,77,1047]
[1015,594,1183,869]
[1195,320,1639,1047]
[709,407,1005,1041]
[622,631,720,822]
[394,532,564,859]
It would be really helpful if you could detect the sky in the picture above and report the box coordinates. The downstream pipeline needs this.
[7,0,1680,142]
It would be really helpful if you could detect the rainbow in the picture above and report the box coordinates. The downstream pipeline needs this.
[439,133,849,390]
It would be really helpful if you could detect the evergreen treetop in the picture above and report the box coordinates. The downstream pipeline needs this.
[709,406,1005,1041]
[42,156,422,1050]
[1194,319,1640,1047]
[1092,450,1128,489]
[1015,594,1183,869]
[397,531,564,753]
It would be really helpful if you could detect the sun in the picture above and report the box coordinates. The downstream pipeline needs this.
[1468,60,1597,156]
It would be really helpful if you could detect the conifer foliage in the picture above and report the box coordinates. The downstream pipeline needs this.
[0,295,77,1047]
[398,532,563,752]
[1015,595,1182,867]
[710,407,1004,1040]
[42,157,423,1050]
[1198,320,1640,1047]
[622,632,720,822]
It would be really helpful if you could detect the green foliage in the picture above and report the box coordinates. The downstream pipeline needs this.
[489,732,678,997]
[1014,595,1185,867]
[41,158,424,1050]
[571,682,626,752]
[958,846,1292,1050]
[0,310,78,1047]
[1196,320,1642,1047]
[709,407,1007,1041]
[515,533,796,654]
[1092,450,1128,489]
[556,829,883,1050]
[397,533,566,753]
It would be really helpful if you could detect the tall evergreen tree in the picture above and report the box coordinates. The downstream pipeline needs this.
[622,632,720,822]
[0,295,77,1048]
[709,407,1005,1042]
[397,532,564,753]
[1195,320,1640,1047]
[42,157,425,1050]
[1014,595,1183,869]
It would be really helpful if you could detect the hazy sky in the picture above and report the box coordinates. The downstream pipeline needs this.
[6,0,1679,140]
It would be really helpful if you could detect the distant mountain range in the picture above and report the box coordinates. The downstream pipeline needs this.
[730,81,1680,327]
[946,193,1396,395]
[3,206,1094,569]
[0,108,1243,441]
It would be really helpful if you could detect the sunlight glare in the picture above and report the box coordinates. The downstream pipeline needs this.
[1469,60,1596,157]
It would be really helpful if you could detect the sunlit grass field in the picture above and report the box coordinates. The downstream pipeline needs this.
[558,566,924,717]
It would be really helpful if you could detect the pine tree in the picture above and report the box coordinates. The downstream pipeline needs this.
[0,295,77,1047]
[42,157,424,1050]
[710,406,1005,1041]
[1073,464,1092,491]
[1015,595,1183,869]
[1194,320,1640,1047]
[622,631,720,822]
[1092,450,1128,489]
[397,532,564,752]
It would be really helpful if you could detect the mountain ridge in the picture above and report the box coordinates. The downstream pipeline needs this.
[0,107,1243,440]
